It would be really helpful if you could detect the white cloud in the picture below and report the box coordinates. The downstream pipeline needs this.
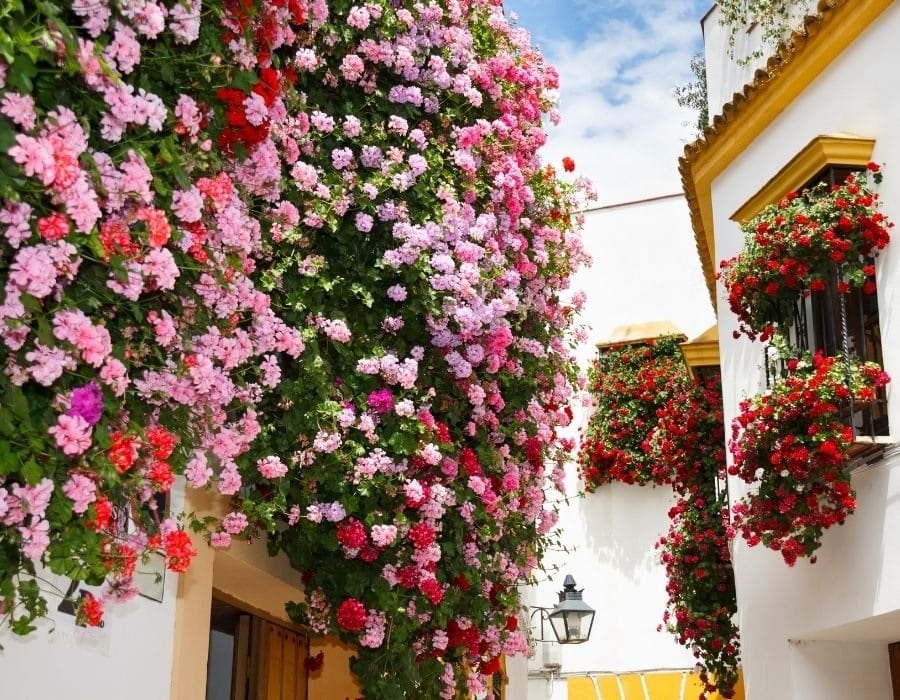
[537,1,707,205]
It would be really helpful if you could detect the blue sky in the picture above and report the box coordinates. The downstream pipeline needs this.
[504,0,712,205]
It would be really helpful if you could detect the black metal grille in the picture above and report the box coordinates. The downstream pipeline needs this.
[761,164,889,440]
[763,263,888,439]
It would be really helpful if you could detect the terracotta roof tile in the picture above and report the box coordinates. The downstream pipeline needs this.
[678,0,848,309]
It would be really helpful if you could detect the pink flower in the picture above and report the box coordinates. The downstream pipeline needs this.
[99,357,129,396]
[8,134,55,185]
[347,5,371,29]
[20,517,50,559]
[12,478,55,519]
[370,524,398,547]
[169,0,201,43]
[331,147,354,170]
[340,54,365,82]
[210,531,232,548]
[9,244,61,298]
[243,93,268,126]
[259,354,281,387]
[217,462,242,496]
[0,201,33,247]
[322,319,351,343]
[171,187,204,222]
[185,452,213,487]
[1,92,37,131]
[355,212,373,232]
[48,414,93,456]
[257,455,288,479]
[104,22,141,74]
[142,248,179,290]
[25,343,76,386]
[222,511,249,534]
[63,473,97,514]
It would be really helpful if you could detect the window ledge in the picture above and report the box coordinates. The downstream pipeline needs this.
[847,438,891,472]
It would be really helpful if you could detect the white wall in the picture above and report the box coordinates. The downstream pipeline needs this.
[702,1,816,115]
[0,490,184,700]
[707,4,900,698]
[523,195,715,699]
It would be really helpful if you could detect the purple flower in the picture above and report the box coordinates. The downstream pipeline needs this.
[67,382,103,425]
[367,388,394,414]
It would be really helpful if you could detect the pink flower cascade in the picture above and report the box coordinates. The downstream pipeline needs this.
[0,1,591,696]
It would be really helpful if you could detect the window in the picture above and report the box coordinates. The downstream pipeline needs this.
[764,164,889,442]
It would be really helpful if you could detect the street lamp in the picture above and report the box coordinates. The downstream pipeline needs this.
[530,574,595,645]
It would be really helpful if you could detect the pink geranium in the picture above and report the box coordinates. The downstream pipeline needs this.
[48,414,93,456]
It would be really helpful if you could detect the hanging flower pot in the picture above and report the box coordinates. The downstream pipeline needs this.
[719,164,892,341]
[729,352,890,565]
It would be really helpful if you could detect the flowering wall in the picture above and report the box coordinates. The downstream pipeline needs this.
[579,338,739,699]
[578,336,691,488]
[0,1,590,696]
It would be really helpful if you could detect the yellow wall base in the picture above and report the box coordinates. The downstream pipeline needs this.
[567,670,744,700]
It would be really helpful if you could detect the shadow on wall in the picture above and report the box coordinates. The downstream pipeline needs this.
[580,482,677,582]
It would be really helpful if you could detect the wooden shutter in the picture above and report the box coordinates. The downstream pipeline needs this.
[233,616,309,700]
[890,642,900,700]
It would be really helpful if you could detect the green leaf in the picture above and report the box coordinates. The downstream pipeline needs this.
[0,440,14,475]
[0,409,15,438]
[21,459,42,485]
[4,382,30,421]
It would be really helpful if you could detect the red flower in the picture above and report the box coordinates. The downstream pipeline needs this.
[480,656,501,675]
[561,156,575,172]
[148,460,175,491]
[305,651,324,673]
[37,213,69,241]
[459,447,482,476]
[78,592,104,627]
[408,522,435,549]
[163,530,197,573]
[419,577,444,604]
[85,496,112,531]
[336,518,367,550]
[336,598,367,632]
[146,426,177,460]
[108,432,137,473]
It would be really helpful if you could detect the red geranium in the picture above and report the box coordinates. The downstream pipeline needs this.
[335,598,367,632]
[730,352,890,564]
[719,165,891,340]
[77,592,104,628]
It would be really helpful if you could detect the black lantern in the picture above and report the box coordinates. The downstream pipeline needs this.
[529,574,595,645]
[547,575,594,644]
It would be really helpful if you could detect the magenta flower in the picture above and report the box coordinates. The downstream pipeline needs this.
[367,388,394,414]
[67,381,104,425]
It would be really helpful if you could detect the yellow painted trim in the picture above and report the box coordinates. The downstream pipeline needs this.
[170,487,314,699]
[567,671,745,700]
[596,321,685,350]
[680,0,893,308]
[680,340,721,371]
[169,499,215,700]
[731,134,876,222]
[680,324,720,373]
